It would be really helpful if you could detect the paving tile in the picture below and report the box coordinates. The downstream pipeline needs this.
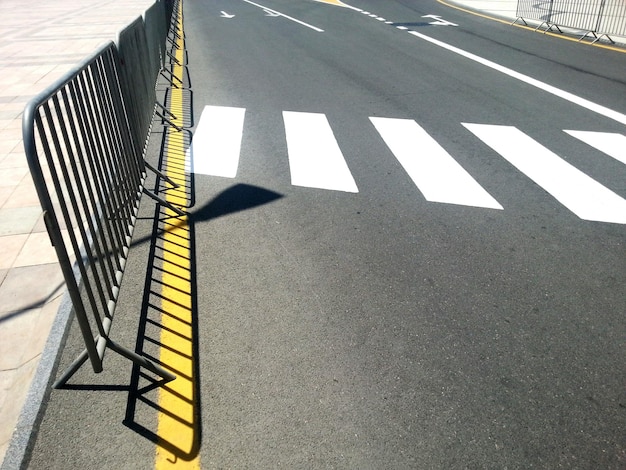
[0,370,17,413]
[0,206,42,236]
[0,186,13,207]
[31,212,47,233]
[0,167,28,188]
[1,178,39,209]
[0,139,21,156]
[0,308,39,369]
[0,233,29,269]
[13,232,57,267]
[26,295,63,368]
[2,118,22,130]
[0,357,39,445]
[0,263,63,316]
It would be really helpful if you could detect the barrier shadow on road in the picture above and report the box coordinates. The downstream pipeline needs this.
[123,122,283,463]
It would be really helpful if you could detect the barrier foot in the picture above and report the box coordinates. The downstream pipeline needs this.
[53,350,90,389]
[107,339,176,383]
[143,188,187,216]
[592,34,614,44]
[511,17,527,26]
[581,31,614,44]
[145,160,180,188]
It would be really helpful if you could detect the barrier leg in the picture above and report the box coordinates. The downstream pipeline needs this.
[53,350,90,388]
[107,339,176,383]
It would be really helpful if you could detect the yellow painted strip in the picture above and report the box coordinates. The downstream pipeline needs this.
[155,1,201,468]
[313,0,354,7]
[438,0,626,53]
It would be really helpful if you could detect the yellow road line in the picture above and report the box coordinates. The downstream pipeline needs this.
[313,0,354,8]
[438,0,626,53]
[156,0,201,468]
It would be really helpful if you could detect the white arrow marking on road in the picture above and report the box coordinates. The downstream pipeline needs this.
[242,0,324,32]
[263,8,280,17]
[220,11,235,18]
[422,14,458,26]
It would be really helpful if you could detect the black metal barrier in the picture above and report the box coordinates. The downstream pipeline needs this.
[23,0,183,387]
[513,0,626,43]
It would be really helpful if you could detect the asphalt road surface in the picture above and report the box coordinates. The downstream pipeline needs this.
[26,0,626,468]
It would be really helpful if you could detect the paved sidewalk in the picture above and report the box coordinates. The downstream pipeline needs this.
[0,0,155,465]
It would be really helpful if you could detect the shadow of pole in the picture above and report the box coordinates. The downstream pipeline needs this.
[124,103,282,464]
[124,183,283,462]
[130,183,284,250]
[123,2,283,459]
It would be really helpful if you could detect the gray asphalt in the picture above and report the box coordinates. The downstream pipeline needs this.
[25,0,626,468]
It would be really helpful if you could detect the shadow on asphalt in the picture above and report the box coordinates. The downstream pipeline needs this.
[123,169,283,461]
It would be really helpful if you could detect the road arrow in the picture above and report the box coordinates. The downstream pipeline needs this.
[263,8,280,17]
[422,14,458,26]
[220,11,235,18]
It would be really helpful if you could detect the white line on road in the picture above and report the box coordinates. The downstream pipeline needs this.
[406,30,626,126]
[189,105,246,178]
[283,111,358,193]
[564,130,626,166]
[371,117,503,209]
[464,123,626,223]
[241,0,324,32]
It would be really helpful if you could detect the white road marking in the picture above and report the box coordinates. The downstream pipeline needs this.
[464,123,626,223]
[283,111,358,193]
[263,8,280,17]
[406,31,626,126]
[371,117,502,209]
[564,130,626,166]
[189,105,245,178]
[241,0,324,32]
[422,14,458,26]
[355,5,626,125]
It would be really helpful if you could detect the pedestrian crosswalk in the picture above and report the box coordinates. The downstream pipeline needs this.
[190,105,245,178]
[464,124,626,224]
[283,111,359,193]
[370,117,502,210]
[187,105,626,224]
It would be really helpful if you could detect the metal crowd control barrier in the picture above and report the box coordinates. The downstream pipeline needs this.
[117,7,185,217]
[513,0,626,43]
[23,2,181,387]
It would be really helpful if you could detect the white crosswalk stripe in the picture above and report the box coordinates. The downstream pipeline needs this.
[464,123,626,224]
[564,130,626,166]
[186,105,626,224]
[370,117,503,210]
[283,111,359,193]
[188,105,245,178]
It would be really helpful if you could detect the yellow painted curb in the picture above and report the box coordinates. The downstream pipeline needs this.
[155,1,201,468]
